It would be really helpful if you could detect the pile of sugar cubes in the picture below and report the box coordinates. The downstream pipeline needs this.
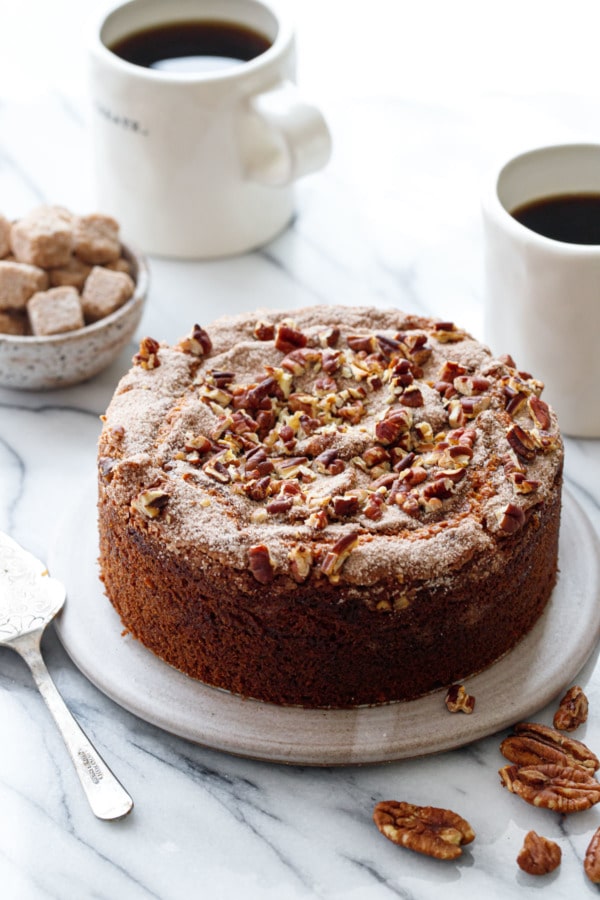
[0,205,135,337]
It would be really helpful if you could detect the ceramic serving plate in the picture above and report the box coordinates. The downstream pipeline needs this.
[50,486,600,766]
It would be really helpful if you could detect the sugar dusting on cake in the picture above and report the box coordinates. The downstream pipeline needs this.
[98,305,563,588]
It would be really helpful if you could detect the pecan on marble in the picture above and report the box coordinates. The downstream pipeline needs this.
[500,722,599,772]
[517,831,561,876]
[373,801,475,860]
[584,826,600,883]
[499,763,600,813]
[553,685,589,732]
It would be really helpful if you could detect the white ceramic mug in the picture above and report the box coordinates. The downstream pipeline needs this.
[482,143,600,438]
[90,0,332,259]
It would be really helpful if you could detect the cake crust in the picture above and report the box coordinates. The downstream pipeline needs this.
[97,306,563,707]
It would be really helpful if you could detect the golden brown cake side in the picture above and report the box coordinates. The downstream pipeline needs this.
[97,305,563,707]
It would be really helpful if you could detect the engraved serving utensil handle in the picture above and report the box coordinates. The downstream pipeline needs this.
[12,629,133,821]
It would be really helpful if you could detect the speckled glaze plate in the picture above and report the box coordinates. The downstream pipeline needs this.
[50,487,600,766]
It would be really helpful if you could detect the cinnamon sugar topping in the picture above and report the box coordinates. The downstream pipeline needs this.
[99,306,563,586]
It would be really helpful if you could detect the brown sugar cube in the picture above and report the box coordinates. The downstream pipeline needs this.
[27,286,84,336]
[0,310,29,335]
[105,256,133,276]
[10,205,74,268]
[81,266,134,322]
[48,256,92,290]
[0,260,49,311]
[0,214,11,258]
[74,213,121,265]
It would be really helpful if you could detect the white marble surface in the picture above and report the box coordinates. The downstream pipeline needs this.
[1,1,600,897]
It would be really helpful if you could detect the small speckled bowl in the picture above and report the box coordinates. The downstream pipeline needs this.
[0,245,149,390]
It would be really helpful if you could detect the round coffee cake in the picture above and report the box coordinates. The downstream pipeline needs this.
[97,306,563,707]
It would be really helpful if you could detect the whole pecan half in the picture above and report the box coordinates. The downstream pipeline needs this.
[499,763,600,813]
[517,831,561,876]
[584,826,600,883]
[553,686,589,732]
[373,801,475,860]
[500,722,599,772]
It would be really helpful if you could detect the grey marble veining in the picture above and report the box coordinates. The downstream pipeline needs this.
[1,2,600,897]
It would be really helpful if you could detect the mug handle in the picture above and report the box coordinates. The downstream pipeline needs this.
[241,81,332,187]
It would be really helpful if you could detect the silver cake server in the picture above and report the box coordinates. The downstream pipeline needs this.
[0,531,133,820]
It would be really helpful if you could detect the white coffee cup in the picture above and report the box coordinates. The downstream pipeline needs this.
[90,0,332,259]
[482,143,600,438]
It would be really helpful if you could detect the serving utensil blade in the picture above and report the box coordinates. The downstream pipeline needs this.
[0,532,133,820]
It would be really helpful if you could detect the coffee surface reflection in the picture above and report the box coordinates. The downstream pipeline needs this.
[511,193,600,245]
[110,19,272,73]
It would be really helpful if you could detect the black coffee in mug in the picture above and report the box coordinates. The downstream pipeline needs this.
[511,193,600,245]
[110,19,272,73]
